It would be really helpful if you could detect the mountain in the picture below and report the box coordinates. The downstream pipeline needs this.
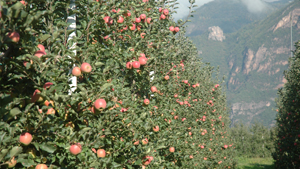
[185,0,282,36]
[187,0,300,127]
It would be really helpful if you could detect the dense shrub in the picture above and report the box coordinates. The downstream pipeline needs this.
[0,0,235,168]
[273,41,300,168]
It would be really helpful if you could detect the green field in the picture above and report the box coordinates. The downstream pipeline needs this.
[237,157,275,169]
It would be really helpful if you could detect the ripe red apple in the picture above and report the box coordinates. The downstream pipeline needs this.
[163,9,169,15]
[183,80,188,84]
[72,67,81,76]
[140,14,146,20]
[144,99,150,105]
[8,32,20,43]
[126,62,133,69]
[143,156,153,165]
[81,62,92,73]
[35,164,48,169]
[174,27,180,32]
[169,147,175,153]
[224,145,228,149]
[140,53,146,57]
[135,17,141,23]
[169,26,175,32]
[153,126,159,132]
[142,138,148,145]
[159,8,162,13]
[130,24,136,31]
[94,99,107,110]
[160,14,166,20]
[151,86,157,93]
[34,50,46,58]
[140,33,146,38]
[139,56,148,65]
[174,94,178,98]
[117,16,124,23]
[19,132,33,145]
[133,140,139,145]
[164,75,169,80]
[146,18,152,24]
[46,108,55,115]
[70,143,82,155]
[7,157,17,168]
[97,149,106,158]
[103,16,112,24]
[132,61,140,69]
[123,10,131,17]
[37,44,45,51]
[43,82,53,89]
[189,155,193,159]
[201,145,204,149]
[31,89,43,103]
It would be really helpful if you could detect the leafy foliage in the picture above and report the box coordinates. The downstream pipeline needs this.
[273,41,300,168]
[0,0,235,168]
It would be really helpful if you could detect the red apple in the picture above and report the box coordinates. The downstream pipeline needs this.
[143,156,153,165]
[97,149,106,158]
[164,75,169,80]
[163,9,169,15]
[94,99,107,110]
[8,32,20,43]
[169,147,175,153]
[72,67,81,76]
[140,14,146,20]
[151,86,157,93]
[140,53,146,57]
[140,33,146,39]
[81,62,92,73]
[34,50,46,58]
[169,26,175,32]
[19,132,33,145]
[153,126,159,132]
[46,108,55,115]
[200,145,204,149]
[133,140,139,145]
[146,18,152,24]
[174,27,180,32]
[160,14,166,20]
[174,94,178,98]
[103,16,112,24]
[37,44,45,52]
[35,164,48,169]
[130,24,136,31]
[144,99,150,105]
[139,56,148,65]
[117,16,124,23]
[132,61,140,69]
[142,138,148,145]
[31,89,43,103]
[70,143,82,155]
[43,82,53,89]
[135,17,141,23]
[183,80,188,84]
[126,62,133,69]
[224,145,228,149]
[159,8,162,13]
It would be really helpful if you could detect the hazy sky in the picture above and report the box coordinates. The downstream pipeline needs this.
[172,0,280,20]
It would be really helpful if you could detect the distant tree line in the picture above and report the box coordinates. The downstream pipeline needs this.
[229,122,277,158]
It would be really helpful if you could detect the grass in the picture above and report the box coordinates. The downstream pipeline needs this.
[237,157,275,169]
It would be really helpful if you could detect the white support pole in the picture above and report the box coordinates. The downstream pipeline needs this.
[68,0,77,95]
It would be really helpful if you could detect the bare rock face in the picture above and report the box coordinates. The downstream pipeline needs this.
[273,8,300,32]
[208,26,226,42]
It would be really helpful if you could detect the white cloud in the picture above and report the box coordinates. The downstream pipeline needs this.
[172,0,214,20]
[172,0,280,20]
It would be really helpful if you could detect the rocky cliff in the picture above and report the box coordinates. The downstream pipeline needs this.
[189,1,300,127]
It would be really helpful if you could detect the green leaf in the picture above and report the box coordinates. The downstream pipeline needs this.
[0,149,9,161]
[39,143,56,153]
[18,158,35,167]
[39,34,52,43]
[9,146,23,158]
[100,83,113,93]
[95,62,104,66]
